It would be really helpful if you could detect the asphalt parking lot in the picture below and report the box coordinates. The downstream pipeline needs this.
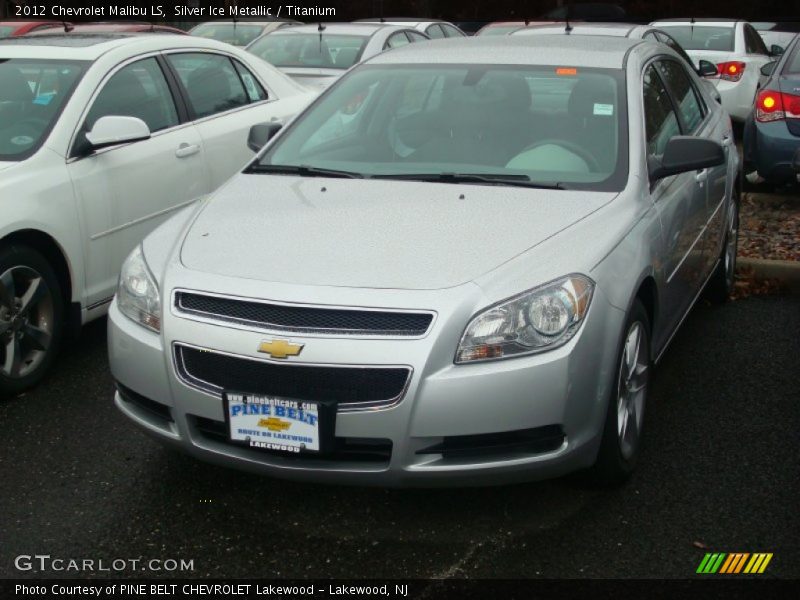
[0,294,798,580]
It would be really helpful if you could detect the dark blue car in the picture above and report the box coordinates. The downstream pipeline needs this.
[744,33,800,186]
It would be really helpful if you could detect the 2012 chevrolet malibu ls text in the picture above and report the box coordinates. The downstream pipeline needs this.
[109,36,740,486]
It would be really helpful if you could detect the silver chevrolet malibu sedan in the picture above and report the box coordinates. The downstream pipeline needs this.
[108,35,739,486]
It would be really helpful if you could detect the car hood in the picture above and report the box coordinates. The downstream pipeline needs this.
[0,161,17,172]
[179,175,616,290]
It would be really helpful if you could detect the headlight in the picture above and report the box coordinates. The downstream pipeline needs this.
[455,275,594,363]
[117,245,161,332]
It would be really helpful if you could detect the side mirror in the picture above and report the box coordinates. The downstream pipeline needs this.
[760,61,777,77]
[698,60,718,77]
[648,136,725,182]
[770,44,784,57]
[247,122,282,152]
[85,115,150,149]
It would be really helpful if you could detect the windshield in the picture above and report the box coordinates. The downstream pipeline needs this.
[247,33,368,70]
[659,26,735,52]
[258,64,627,190]
[191,23,264,46]
[0,26,15,38]
[0,59,86,161]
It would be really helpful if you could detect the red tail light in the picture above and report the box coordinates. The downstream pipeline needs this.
[717,61,746,82]
[756,89,800,122]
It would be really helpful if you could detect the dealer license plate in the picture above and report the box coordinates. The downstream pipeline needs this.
[224,392,323,454]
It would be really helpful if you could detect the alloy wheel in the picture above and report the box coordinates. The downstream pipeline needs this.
[616,321,649,461]
[0,266,55,380]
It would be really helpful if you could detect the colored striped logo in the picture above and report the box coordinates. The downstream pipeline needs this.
[696,553,773,574]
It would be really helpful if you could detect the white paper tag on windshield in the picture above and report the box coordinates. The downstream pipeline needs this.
[593,103,614,116]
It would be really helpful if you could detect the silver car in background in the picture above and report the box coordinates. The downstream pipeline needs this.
[246,23,429,91]
[109,35,739,487]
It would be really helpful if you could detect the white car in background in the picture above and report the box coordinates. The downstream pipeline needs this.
[650,19,777,121]
[354,18,466,39]
[189,20,299,47]
[0,33,314,395]
[246,23,430,90]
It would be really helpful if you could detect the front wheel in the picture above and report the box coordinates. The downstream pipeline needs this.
[589,299,651,485]
[0,245,63,397]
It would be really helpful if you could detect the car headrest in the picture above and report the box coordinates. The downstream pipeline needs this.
[490,73,532,113]
[567,77,616,119]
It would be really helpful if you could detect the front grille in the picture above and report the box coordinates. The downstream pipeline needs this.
[416,425,565,459]
[174,344,411,411]
[174,291,434,337]
[192,416,392,463]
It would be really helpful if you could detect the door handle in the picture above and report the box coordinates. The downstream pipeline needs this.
[721,134,733,146]
[695,169,708,183]
[175,143,200,158]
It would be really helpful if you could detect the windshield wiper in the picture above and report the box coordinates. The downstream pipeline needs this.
[370,172,565,189]
[245,164,365,179]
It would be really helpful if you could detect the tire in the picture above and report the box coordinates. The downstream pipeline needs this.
[0,245,64,397]
[705,191,739,304]
[589,299,651,486]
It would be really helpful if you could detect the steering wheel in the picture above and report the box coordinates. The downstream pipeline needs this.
[518,139,601,173]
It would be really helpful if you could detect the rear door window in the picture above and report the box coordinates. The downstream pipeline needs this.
[385,32,411,49]
[425,24,445,39]
[166,53,249,119]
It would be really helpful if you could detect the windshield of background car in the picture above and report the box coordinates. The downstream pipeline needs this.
[191,23,264,46]
[260,64,628,190]
[0,58,86,160]
[247,33,369,70]
[659,26,735,52]
[0,26,14,38]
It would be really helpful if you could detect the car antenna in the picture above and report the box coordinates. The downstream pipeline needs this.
[564,1,573,34]
[62,19,73,33]
[318,22,325,53]
[525,18,530,26]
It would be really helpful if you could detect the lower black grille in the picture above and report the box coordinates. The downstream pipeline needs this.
[417,425,565,458]
[175,345,411,410]
[116,382,173,423]
[175,292,434,336]
[192,416,392,463]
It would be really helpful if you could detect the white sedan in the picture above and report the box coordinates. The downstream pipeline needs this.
[651,19,777,121]
[0,32,314,395]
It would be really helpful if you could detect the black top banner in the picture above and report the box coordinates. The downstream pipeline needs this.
[0,1,796,24]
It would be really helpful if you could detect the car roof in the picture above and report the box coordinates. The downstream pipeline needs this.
[267,22,396,36]
[653,19,740,26]
[192,20,296,26]
[368,34,641,68]
[520,22,641,36]
[0,32,245,60]
[0,20,60,27]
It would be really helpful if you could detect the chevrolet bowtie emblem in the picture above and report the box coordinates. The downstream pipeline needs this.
[258,339,304,359]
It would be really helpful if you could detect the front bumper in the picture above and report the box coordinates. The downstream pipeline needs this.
[108,277,625,487]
